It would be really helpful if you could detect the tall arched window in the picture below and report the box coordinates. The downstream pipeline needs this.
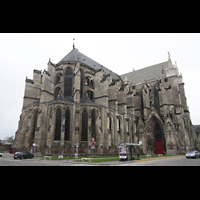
[54,87,60,98]
[65,109,70,141]
[55,73,61,85]
[154,123,163,140]
[64,67,72,97]
[80,70,84,98]
[54,108,62,140]
[91,110,95,138]
[31,110,38,144]
[81,110,88,141]
[154,84,160,113]
[117,117,121,133]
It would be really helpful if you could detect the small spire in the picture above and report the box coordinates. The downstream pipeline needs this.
[124,76,129,83]
[168,52,170,60]
[73,38,75,49]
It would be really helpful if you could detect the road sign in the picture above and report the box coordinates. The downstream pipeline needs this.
[92,137,95,147]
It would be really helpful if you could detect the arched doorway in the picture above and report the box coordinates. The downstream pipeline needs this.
[154,123,164,154]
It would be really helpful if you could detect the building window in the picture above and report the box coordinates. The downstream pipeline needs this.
[80,70,84,98]
[54,87,60,98]
[65,109,70,141]
[91,109,95,138]
[64,67,72,97]
[154,84,160,113]
[55,73,61,85]
[117,117,120,133]
[54,108,62,140]
[87,90,94,101]
[81,110,88,141]
[154,123,163,140]
[90,80,94,88]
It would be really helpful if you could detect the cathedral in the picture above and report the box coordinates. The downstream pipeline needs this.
[13,44,199,155]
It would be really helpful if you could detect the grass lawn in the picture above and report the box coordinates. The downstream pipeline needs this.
[39,154,176,162]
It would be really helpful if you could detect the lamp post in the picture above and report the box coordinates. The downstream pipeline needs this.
[33,143,36,155]
[75,143,78,159]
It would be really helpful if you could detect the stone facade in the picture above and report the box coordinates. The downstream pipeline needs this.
[13,47,199,155]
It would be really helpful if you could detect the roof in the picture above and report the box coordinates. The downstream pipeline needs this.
[57,48,120,80]
[120,61,169,85]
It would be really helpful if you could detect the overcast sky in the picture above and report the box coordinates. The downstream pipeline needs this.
[0,33,200,140]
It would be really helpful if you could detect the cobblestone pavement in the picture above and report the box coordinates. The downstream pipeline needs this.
[1,153,199,166]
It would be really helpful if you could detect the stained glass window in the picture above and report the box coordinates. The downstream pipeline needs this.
[81,110,88,141]
[65,109,70,141]
[54,108,62,140]
[64,68,72,97]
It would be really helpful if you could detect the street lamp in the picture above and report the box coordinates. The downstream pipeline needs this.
[75,143,78,159]
[33,143,36,155]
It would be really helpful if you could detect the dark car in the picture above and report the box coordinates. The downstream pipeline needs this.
[14,152,34,159]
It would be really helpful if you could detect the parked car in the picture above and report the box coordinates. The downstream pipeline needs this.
[0,153,3,157]
[186,151,200,159]
[14,152,34,159]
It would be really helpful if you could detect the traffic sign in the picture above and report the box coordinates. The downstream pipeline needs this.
[92,137,95,147]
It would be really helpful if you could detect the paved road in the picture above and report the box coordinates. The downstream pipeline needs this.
[1,153,200,166]
[0,153,89,166]
[117,156,200,166]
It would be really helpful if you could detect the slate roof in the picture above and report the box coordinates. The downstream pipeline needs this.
[120,61,169,85]
[56,48,120,80]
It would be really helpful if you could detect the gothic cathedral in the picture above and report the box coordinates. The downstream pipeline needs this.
[13,45,199,155]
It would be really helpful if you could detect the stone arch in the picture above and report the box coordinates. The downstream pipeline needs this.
[145,111,166,154]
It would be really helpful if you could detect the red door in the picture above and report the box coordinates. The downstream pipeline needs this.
[155,140,163,154]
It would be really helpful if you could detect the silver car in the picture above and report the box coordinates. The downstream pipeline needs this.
[186,151,200,159]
